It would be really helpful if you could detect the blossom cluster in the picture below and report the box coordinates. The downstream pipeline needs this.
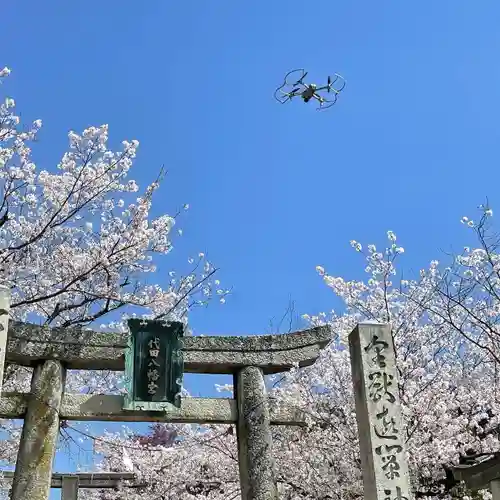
[0,66,230,490]
[0,67,228,328]
[2,63,499,500]
[85,214,500,500]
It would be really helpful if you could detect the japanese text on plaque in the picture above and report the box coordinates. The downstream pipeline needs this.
[147,336,161,396]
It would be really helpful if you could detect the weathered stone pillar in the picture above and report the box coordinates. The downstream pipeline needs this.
[61,476,79,500]
[349,322,412,500]
[0,285,11,393]
[235,366,278,500]
[10,360,66,500]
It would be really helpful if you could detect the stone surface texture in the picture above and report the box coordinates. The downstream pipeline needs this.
[6,321,331,373]
[349,323,412,500]
[10,360,66,500]
[236,366,278,500]
[0,393,305,425]
[61,476,79,500]
[491,480,500,500]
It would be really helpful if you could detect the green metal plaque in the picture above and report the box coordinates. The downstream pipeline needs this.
[123,319,184,412]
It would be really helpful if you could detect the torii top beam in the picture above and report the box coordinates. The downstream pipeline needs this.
[5,321,332,374]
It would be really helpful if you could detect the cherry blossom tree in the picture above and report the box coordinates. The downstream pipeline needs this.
[2,64,499,500]
[87,206,500,500]
[0,67,227,330]
[0,65,229,490]
[271,206,500,500]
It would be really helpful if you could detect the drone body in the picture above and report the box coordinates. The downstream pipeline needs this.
[300,84,317,103]
[274,69,345,110]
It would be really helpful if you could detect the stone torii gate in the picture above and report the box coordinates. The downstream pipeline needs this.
[0,314,330,500]
[1,472,136,499]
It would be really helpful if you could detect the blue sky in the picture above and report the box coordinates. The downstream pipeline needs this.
[4,1,500,497]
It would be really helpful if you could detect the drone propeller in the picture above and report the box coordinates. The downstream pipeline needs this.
[297,71,308,84]
[283,69,306,86]
[327,75,331,89]
[311,90,340,111]
[330,73,346,93]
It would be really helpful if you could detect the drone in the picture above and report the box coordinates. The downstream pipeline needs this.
[274,69,346,111]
